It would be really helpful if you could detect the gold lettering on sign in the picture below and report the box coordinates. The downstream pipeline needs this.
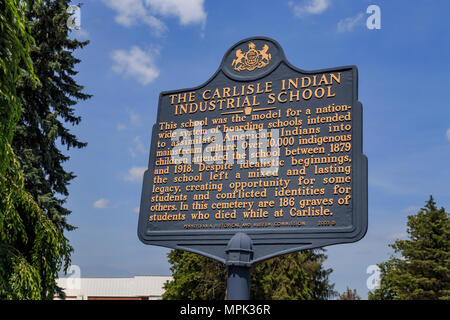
[149,69,355,230]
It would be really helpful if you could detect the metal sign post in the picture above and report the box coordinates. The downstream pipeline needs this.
[225,233,252,300]
[227,266,251,300]
[137,36,368,300]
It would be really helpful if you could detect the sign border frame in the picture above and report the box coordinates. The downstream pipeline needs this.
[137,36,368,264]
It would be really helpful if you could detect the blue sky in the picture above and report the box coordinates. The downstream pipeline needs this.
[62,0,450,299]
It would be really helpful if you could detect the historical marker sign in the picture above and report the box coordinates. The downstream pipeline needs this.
[138,37,368,265]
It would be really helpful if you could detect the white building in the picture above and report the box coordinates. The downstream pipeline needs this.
[56,275,172,300]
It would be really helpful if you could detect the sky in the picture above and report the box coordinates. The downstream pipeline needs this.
[61,0,450,299]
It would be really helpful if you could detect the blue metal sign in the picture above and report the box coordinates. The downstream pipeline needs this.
[138,37,368,267]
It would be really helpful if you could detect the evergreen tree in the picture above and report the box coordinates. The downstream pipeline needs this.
[0,0,89,299]
[162,249,336,300]
[13,0,90,241]
[251,249,336,300]
[369,196,450,300]
[11,0,90,297]
[1,0,70,300]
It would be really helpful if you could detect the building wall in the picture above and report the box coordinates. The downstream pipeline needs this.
[55,275,172,300]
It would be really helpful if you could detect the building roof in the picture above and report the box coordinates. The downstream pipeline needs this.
[57,275,172,298]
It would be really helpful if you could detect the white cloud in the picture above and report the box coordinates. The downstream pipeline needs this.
[134,207,140,213]
[402,205,419,214]
[103,0,145,26]
[93,198,109,209]
[387,232,407,240]
[369,174,421,196]
[102,0,206,34]
[337,13,364,32]
[116,110,143,131]
[123,166,147,182]
[290,0,331,17]
[111,46,160,85]
[446,128,450,140]
[70,28,90,40]
[102,0,167,35]
[129,136,147,158]
[117,123,126,131]
[145,0,207,27]
[129,111,143,127]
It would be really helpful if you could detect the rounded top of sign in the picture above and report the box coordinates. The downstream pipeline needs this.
[221,36,285,81]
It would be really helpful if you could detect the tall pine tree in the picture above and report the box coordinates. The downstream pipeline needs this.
[1,0,91,299]
[1,0,74,300]
[13,0,90,237]
[369,196,450,300]
[251,249,336,300]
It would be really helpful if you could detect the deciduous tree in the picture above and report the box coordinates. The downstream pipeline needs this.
[163,249,336,300]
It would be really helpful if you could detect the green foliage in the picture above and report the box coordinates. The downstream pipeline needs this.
[251,249,336,300]
[0,154,69,299]
[0,0,36,176]
[0,0,41,299]
[163,250,227,300]
[369,196,450,300]
[1,0,88,299]
[339,287,361,300]
[162,249,336,300]
[13,0,91,236]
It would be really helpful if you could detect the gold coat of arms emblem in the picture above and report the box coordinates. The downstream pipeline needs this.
[232,42,272,72]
